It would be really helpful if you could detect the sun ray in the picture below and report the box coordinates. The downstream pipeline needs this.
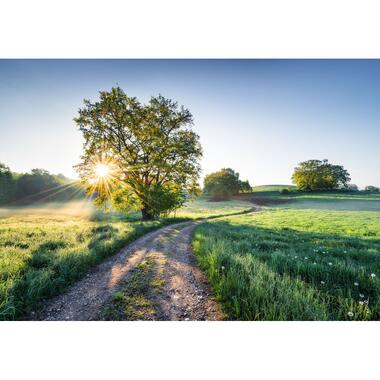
[7,181,80,206]
[81,154,125,203]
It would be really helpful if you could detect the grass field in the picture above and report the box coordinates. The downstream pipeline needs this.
[251,184,295,192]
[281,192,380,211]
[171,198,252,219]
[193,191,380,320]
[0,198,249,320]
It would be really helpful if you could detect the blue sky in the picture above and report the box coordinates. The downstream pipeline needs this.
[0,59,379,188]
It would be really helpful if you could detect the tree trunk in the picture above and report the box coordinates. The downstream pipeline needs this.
[141,206,156,221]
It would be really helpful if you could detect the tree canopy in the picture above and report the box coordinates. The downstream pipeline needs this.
[239,179,252,193]
[347,184,359,191]
[203,168,251,198]
[291,159,351,191]
[365,185,379,192]
[75,87,202,220]
[16,169,61,200]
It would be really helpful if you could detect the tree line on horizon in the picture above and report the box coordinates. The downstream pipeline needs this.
[1,158,379,208]
[0,162,83,206]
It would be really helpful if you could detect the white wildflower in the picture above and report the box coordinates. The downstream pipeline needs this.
[371,273,376,278]
[328,262,333,266]
[221,266,225,271]
[359,301,364,306]
[320,281,325,285]
[354,282,359,287]
[359,293,364,298]
[347,311,354,318]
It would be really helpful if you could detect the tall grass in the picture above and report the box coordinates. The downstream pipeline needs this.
[193,208,380,320]
[0,213,186,320]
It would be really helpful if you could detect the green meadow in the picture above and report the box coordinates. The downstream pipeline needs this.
[193,191,380,320]
[0,198,249,320]
[250,185,296,192]
[1,190,379,321]
[172,198,252,219]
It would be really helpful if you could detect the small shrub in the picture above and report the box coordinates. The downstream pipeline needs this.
[39,241,67,251]
[112,291,125,302]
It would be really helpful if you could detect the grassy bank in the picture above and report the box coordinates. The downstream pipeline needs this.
[193,206,380,320]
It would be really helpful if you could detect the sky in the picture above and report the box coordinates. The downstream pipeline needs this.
[0,59,379,188]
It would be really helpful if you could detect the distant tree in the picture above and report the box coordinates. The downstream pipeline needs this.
[204,168,251,198]
[56,173,68,181]
[30,168,50,177]
[75,87,202,220]
[239,179,252,193]
[0,162,82,205]
[0,162,15,205]
[204,168,241,197]
[15,168,60,201]
[365,185,379,192]
[347,184,359,191]
[14,168,82,203]
[291,159,350,191]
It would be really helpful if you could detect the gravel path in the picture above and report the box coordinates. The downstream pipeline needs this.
[31,207,257,321]
[150,222,224,321]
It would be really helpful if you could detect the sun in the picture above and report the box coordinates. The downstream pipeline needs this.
[94,163,110,179]
[84,156,124,196]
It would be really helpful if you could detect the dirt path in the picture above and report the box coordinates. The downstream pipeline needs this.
[31,207,257,321]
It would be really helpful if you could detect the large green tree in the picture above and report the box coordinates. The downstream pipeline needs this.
[292,159,351,191]
[203,168,250,198]
[75,87,202,220]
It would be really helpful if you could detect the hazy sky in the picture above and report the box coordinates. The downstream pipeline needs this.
[0,59,379,188]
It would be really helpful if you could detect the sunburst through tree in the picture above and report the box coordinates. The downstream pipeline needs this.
[75,87,202,219]
[77,153,125,207]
